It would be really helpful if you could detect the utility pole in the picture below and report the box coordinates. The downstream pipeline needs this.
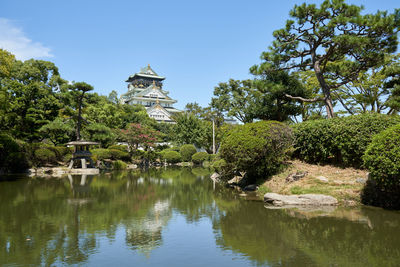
[212,119,215,154]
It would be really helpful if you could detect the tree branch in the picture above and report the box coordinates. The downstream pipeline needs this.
[284,94,325,103]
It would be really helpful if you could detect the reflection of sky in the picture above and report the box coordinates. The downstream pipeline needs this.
[75,213,252,267]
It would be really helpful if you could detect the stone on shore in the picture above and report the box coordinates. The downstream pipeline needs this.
[264,193,338,206]
[243,184,258,191]
[210,172,221,182]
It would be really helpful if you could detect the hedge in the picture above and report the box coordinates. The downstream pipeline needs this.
[219,120,293,180]
[293,113,400,168]
[180,144,197,162]
[162,150,182,163]
[192,152,209,164]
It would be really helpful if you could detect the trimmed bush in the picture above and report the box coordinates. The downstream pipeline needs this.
[108,144,129,152]
[192,152,209,164]
[91,148,112,160]
[179,144,197,162]
[293,113,400,168]
[219,121,293,180]
[361,124,400,209]
[108,149,130,161]
[363,124,400,187]
[162,151,182,163]
[113,160,127,170]
[34,148,57,165]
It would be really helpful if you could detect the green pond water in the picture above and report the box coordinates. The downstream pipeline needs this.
[0,167,400,267]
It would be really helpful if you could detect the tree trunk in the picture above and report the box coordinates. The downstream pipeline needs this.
[76,94,84,140]
[314,62,335,118]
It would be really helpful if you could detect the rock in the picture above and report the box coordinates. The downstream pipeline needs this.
[210,172,221,182]
[264,193,338,206]
[285,171,308,183]
[127,164,138,169]
[356,178,367,184]
[243,184,258,191]
[316,176,329,182]
[228,175,243,185]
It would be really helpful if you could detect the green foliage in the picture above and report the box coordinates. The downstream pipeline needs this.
[34,148,57,166]
[179,144,197,162]
[219,121,294,180]
[212,74,308,123]
[172,113,210,149]
[191,152,209,165]
[113,160,127,170]
[251,0,400,118]
[293,113,400,167]
[211,158,227,173]
[1,57,64,140]
[108,144,129,152]
[0,133,29,172]
[83,123,114,147]
[363,124,400,188]
[39,118,74,145]
[162,150,182,163]
[108,149,130,161]
[91,148,112,161]
[54,146,71,161]
[208,154,217,162]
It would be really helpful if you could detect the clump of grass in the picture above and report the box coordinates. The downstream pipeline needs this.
[258,185,272,195]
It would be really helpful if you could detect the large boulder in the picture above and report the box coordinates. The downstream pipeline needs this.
[264,193,338,206]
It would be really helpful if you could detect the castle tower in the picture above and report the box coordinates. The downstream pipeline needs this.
[120,65,180,123]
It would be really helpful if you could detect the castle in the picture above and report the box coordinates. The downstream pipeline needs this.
[120,65,180,123]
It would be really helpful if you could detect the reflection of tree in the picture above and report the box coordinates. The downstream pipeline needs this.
[3,168,398,267]
[213,200,400,266]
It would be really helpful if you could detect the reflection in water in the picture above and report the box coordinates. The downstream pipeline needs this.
[0,168,399,266]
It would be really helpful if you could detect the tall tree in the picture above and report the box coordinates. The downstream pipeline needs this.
[336,54,400,114]
[1,57,63,140]
[212,72,308,123]
[251,0,400,118]
[211,79,256,123]
[63,82,93,140]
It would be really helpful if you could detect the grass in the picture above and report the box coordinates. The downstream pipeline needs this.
[258,160,368,205]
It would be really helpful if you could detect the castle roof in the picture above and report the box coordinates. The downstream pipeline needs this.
[126,64,165,82]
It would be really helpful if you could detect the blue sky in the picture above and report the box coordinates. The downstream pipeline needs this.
[1,0,399,110]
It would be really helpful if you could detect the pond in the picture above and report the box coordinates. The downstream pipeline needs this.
[0,167,399,266]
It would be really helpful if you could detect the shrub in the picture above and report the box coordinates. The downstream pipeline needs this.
[54,146,71,161]
[361,124,400,208]
[179,144,197,162]
[34,148,57,165]
[162,151,182,163]
[113,160,127,170]
[219,121,293,180]
[63,154,72,163]
[108,144,129,152]
[293,113,400,168]
[192,152,209,164]
[91,148,112,160]
[363,124,400,187]
[208,154,217,162]
[108,149,130,161]
[211,159,227,173]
